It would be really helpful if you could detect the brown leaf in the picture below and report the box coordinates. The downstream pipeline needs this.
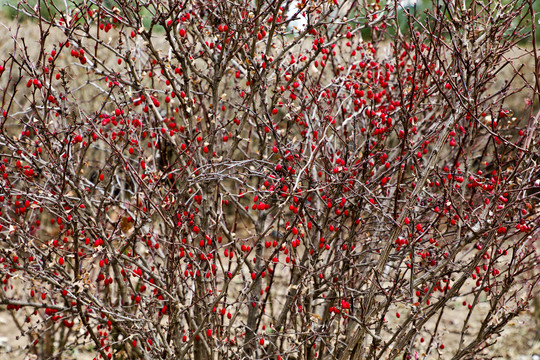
[120,216,133,234]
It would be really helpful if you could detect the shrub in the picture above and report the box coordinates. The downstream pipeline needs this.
[0,0,539,359]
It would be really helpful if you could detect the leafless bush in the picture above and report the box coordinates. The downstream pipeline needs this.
[0,0,539,359]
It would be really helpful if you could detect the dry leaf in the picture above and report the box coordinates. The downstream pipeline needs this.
[120,216,133,234]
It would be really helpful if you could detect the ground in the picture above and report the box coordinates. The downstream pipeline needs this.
[1,305,539,359]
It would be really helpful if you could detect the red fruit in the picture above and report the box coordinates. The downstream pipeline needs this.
[206,329,212,337]
[179,28,186,37]
[58,257,64,265]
